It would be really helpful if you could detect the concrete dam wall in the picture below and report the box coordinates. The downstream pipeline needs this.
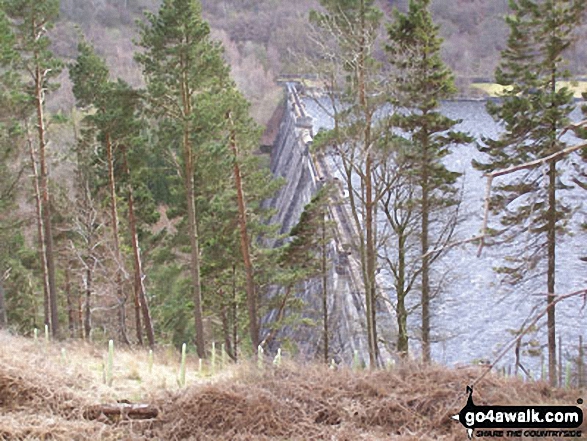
[262,84,396,364]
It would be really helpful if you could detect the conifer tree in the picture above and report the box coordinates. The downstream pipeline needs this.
[137,0,226,357]
[474,0,585,386]
[70,41,157,347]
[281,185,335,362]
[226,99,261,352]
[0,8,20,329]
[136,0,267,356]
[3,0,62,338]
[386,0,471,362]
[204,90,270,354]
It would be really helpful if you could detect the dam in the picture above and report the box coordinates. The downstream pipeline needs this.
[262,83,396,365]
[263,82,587,376]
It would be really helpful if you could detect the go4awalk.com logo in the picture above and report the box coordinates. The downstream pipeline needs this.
[451,386,584,439]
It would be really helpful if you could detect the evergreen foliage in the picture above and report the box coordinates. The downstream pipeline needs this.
[0,0,585,373]
[386,0,472,362]
[475,0,582,244]
[136,0,283,356]
[3,0,63,338]
[70,40,159,346]
[136,0,227,356]
[473,0,585,386]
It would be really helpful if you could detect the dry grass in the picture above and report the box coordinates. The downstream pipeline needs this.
[0,331,228,440]
[0,331,585,440]
[156,361,586,441]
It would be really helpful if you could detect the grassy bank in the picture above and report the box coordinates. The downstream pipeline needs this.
[0,331,584,440]
[471,81,587,98]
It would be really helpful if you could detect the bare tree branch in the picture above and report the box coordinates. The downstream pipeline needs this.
[437,287,587,426]
[477,140,587,256]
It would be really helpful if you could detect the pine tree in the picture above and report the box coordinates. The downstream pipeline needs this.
[281,185,335,362]
[212,103,284,357]
[137,0,224,357]
[136,0,268,356]
[385,0,471,362]
[226,100,260,353]
[0,7,20,329]
[0,5,51,333]
[70,40,157,346]
[0,10,18,329]
[474,0,585,386]
[3,0,62,338]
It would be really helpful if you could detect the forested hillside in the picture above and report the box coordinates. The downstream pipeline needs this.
[0,0,288,357]
[51,0,587,119]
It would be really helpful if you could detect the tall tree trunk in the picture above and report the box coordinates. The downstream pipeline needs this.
[232,264,238,362]
[117,303,129,345]
[228,119,258,349]
[77,293,83,339]
[122,148,155,348]
[547,158,557,387]
[121,149,143,346]
[133,284,144,345]
[105,132,129,345]
[183,124,206,358]
[72,115,92,341]
[179,48,206,357]
[421,176,431,363]
[219,289,236,362]
[28,132,51,330]
[397,231,408,357]
[66,267,75,338]
[84,265,92,340]
[0,279,7,329]
[321,212,329,364]
[547,63,558,387]
[359,0,379,368]
[364,152,378,368]
[35,63,59,339]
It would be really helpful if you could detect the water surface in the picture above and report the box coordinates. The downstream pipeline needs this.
[304,97,586,376]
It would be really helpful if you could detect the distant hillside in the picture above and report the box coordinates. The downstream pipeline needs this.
[52,0,587,119]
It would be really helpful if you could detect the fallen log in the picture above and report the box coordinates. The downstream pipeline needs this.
[84,403,159,421]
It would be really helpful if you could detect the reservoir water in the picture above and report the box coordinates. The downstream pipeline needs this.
[303,97,586,376]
